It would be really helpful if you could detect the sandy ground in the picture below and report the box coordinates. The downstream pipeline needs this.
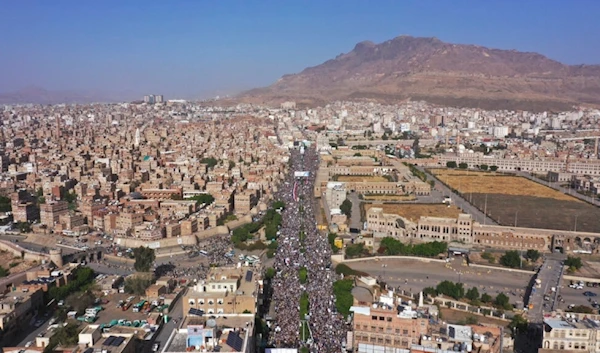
[431,169,579,202]
[0,250,36,273]
[363,203,461,222]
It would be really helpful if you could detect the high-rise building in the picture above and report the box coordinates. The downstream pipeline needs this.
[143,95,163,104]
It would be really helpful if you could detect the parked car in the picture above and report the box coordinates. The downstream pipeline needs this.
[152,342,160,351]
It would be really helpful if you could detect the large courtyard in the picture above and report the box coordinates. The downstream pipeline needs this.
[432,169,600,232]
[363,203,461,222]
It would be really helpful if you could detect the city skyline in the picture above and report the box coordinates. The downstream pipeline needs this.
[1,0,599,100]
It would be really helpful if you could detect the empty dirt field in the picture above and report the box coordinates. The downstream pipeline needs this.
[336,175,390,182]
[432,169,600,232]
[432,169,577,201]
[363,203,461,222]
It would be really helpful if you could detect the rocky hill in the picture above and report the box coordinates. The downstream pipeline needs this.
[242,36,600,110]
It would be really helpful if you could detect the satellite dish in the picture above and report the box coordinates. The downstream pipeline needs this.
[207,319,217,328]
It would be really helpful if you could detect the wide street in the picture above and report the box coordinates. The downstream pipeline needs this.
[347,257,531,304]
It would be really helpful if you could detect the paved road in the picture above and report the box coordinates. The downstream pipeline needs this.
[152,291,184,349]
[348,257,530,304]
[14,311,54,347]
[418,167,498,225]
[347,192,363,230]
[556,280,600,310]
[527,259,563,323]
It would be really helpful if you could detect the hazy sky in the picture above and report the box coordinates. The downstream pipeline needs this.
[1,0,599,99]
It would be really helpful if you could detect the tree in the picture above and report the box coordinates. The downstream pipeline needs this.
[458,162,468,169]
[465,287,480,301]
[272,200,285,210]
[264,267,276,280]
[340,199,352,218]
[480,164,489,171]
[525,249,541,262]
[509,315,529,337]
[298,267,308,284]
[500,250,521,268]
[124,276,153,295]
[66,290,96,315]
[565,256,583,271]
[328,233,340,253]
[0,266,8,278]
[333,279,354,317]
[495,292,512,310]
[345,243,367,259]
[133,247,156,272]
[435,280,464,300]
[446,161,457,168]
[480,293,493,303]
[200,157,219,169]
[189,194,215,206]
[490,165,498,172]
[423,287,438,297]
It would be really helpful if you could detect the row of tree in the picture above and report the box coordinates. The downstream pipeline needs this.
[446,161,498,171]
[379,238,448,257]
[48,267,95,301]
[424,280,513,310]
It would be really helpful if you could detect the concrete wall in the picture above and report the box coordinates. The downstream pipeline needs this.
[104,254,135,266]
[112,215,252,249]
[226,215,252,230]
[0,240,48,262]
[114,234,198,249]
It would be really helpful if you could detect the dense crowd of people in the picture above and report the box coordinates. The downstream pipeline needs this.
[269,146,344,352]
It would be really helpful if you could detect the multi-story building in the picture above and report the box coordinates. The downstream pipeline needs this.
[11,189,38,223]
[325,182,347,210]
[438,153,600,175]
[365,208,588,253]
[116,212,143,231]
[183,267,259,317]
[234,190,256,214]
[40,200,68,228]
[541,313,600,352]
[352,305,429,351]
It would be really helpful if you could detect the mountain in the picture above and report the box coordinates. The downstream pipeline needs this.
[242,36,600,111]
[0,86,127,105]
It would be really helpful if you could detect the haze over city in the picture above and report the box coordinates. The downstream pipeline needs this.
[1,0,600,100]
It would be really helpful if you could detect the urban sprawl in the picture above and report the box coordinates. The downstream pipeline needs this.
[1,99,600,353]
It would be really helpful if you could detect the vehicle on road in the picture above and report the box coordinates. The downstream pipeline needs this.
[152,342,160,351]
[34,320,44,327]
[583,291,597,297]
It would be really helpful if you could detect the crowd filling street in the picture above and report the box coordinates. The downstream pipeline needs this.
[269,146,344,352]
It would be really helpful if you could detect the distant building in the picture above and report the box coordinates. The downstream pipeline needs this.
[143,94,163,104]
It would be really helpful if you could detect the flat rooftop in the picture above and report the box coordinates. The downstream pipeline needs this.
[164,317,253,353]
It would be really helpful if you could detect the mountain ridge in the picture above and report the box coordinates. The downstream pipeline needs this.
[241,35,600,111]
